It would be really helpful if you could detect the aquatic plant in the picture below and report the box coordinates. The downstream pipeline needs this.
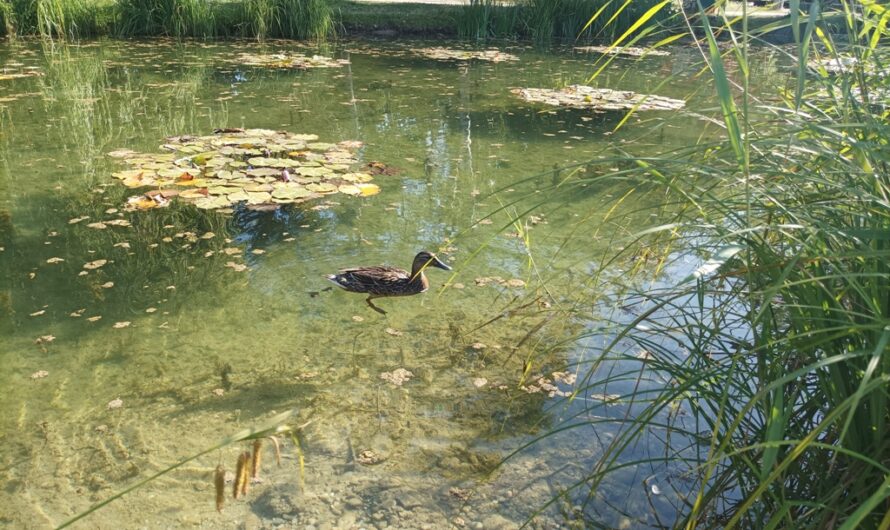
[116,0,214,38]
[239,0,333,40]
[3,0,100,38]
[57,410,298,528]
[510,0,890,527]
[456,0,519,40]
[108,128,379,212]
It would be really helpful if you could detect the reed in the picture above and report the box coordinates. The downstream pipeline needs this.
[116,0,214,38]
[456,0,518,40]
[4,0,100,38]
[510,0,890,526]
[238,0,332,40]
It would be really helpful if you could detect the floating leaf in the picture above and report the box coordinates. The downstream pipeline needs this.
[83,259,108,270]
[416,47,518,63]
[574,46,670,57]
[108,129,378,211]
[356,183,381,197]
[513,85,685,112]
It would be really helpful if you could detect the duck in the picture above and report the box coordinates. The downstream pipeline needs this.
[326,251,452,315]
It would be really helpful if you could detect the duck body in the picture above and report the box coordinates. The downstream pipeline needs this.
[327,251,451,314]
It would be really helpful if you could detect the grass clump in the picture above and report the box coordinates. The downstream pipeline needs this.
[116,0,214,37]
[5,0,103,38]
[511,0,890,527]
[238,0,333,40]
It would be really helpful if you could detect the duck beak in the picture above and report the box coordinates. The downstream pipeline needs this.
[431,256,452,271]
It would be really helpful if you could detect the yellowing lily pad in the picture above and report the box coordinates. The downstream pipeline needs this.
[108,129,380,211]
[357,183,381,196]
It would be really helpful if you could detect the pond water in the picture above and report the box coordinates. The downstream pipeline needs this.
[0,38,790,528]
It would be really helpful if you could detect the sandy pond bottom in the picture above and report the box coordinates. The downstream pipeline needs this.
[0,36,788,528]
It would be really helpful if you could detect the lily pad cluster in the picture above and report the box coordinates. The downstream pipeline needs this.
[109,128,380,212]
[233,53,350,69]
[574,46,670,57]
[415,47,519,63]
[512,85,685,112]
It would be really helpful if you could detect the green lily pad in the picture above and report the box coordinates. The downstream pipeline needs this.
[108,128,379,211]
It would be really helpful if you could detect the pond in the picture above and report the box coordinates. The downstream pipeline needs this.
[0,38,790,528]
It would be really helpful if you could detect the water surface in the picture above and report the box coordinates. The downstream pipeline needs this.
[0,38,790,528]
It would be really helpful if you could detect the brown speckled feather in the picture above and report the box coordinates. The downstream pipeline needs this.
[325,251,450,314]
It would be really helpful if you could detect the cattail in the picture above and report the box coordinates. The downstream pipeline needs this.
[214,465,225,512]
[239,451,251,497]
[268,436,282,467]
[233,452,250,499]
[251,439,263,479]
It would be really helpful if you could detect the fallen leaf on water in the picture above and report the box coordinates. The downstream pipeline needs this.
[86,222,108,230]
[145,307,157,313]
[30,310,46,317]
[114,242,131,249]
[101,282,114,289]
[225,261,247,272]
[380,368,413,386]
[107,398,123,409]
[87,316,102,322]
[46,257,65,264]
[113,321,131,328]
[504,279,526,288]
[31,370,49,379]
[84,260,108,270]
[68,216,89,224]
[223,247,242,255]
[35,335,55,344]
[473,378,488,388]
[70,309,85,317]
[251,249,266,255]
[384,327,403,337]
[352,315,364,322]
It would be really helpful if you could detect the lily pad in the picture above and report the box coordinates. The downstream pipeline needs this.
[107,129,380,211]
[512,85,685,112]
[234,53,350,70]
[574,46,670,57]
[416,47,518,63]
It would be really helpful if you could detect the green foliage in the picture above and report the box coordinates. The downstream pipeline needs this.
[3,0,101,38]
[116,0,214,38]
[519,0,890,527]
[238,0,332,40]
[456,0,675,42]
[456,0,519,40]
[0,0,13,36]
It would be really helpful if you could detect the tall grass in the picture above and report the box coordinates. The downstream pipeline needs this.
[456,0,674,43]
[238,0,332,40]
[456,0,519,40]
[116,0,214,37]
[4,0,101,38]
[514,0,890,526]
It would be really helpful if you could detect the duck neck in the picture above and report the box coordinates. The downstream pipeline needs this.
[409,265,429,289]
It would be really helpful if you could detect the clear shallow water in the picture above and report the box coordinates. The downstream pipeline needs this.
[0,38,790,528]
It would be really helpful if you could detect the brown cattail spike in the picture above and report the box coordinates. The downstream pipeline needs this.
[233,452,250,499]
[251,439,263,479]
[214,465,226,512]
[239,451,251,497]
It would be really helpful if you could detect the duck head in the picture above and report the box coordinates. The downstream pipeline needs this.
[412,251,452,275]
